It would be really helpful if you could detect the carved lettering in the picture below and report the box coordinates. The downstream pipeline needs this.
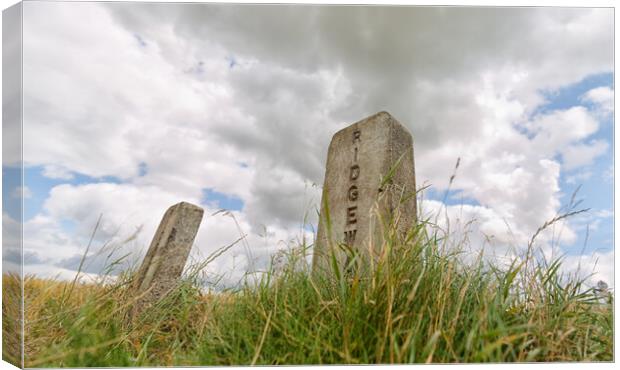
[344,229,357,244]
[343,130,361,246]
[347,185,359,201]
[346,206,357,225]
[350,164,360,181]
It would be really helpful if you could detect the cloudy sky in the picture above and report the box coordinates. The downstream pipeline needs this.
[2,1,614,288]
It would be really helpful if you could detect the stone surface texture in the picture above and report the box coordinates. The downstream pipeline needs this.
[132,201,204,315]
[312,111,417,275]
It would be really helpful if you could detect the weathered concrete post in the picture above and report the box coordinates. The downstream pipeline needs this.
[312,111,417,275]
[131,201,204,317]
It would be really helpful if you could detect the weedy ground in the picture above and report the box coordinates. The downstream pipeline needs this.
[2,210,614,366]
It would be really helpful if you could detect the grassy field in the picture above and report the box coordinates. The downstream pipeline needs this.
[2,209,613,367]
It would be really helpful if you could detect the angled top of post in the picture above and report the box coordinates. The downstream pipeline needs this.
[329,111,412,149]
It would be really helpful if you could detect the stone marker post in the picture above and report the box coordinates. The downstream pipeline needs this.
[131,201,204,318]
[312,111,417,275]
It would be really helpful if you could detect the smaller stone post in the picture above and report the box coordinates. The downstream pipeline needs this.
[130,201,204,318]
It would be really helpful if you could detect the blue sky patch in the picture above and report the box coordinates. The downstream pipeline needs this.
[202,188,244,211]
[532,72,613,256]
[22,166,122,221]
[535,72,613,115]
[2,166,22,220]
[424,72,613,257]
[424,187,480,207]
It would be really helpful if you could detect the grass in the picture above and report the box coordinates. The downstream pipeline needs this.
[3,203,613,367]
[2,271,22,367]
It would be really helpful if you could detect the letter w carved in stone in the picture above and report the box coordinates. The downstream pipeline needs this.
[344,229,357,245]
